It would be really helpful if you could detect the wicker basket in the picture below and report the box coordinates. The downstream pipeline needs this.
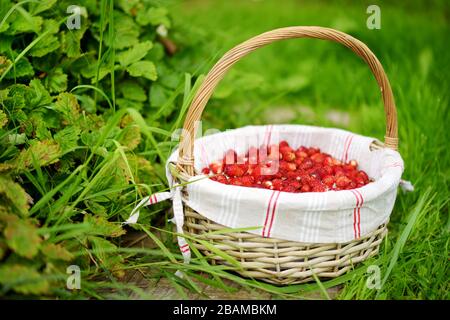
[173,26,398,285]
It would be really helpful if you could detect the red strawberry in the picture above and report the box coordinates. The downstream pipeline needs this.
[263,180,274,189]
[349,160,358,167]
[224,164,245,177]
[209,161,223,174]
[357,170,369,184]
[288,180,301,190]
[323,156,334,166]
[282,185,298,193]
[336,176,351,188]
[280,161,296,172]
[295,149,308,160]
[272,179,283,190]
[300,158,314,170]
[307,147,320,156]
[300,184,311,192]
[241,175,254,187]
[322,175,335,188]
[279,140,290,149]
[201,167,210,175]
[311,152,325,164]
[311,181,326,192]
[212,174,228,184]
[281,151,296,162]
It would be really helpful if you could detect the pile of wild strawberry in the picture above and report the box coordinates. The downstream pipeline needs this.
[201,141,372,193]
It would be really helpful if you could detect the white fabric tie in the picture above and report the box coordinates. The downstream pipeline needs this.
[124,186,191,270]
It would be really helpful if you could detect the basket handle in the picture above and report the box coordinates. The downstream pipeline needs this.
[178,26,398,175]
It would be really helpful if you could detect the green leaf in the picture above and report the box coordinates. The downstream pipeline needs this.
[54,126,80,153]
[117,41,153,67]
[29,0,57,15]
[7,11,43,34]
[29,78,52,107]
[119,124,141,150]
[29,19,60,57]
[61,26,88,58]
[4,219,42,258]
[136,7,171,28]
[0,264,49,295]
[149,83,169,107]
[126,61,157,80]
[113,12,139,49]
[2,56,34,79]
[116,98,143,110]
[0,55,11,75]
[52,92,80,124]
[88,236,124,273]
[43,68,68,93]
[84,215,125,237]
[41,243,74,261]
[0,175,30,216]
[15,139,61,170]
[0,108,7,128]
[119,81,146,101]
[29,35,59,57]
[6,133,26,145]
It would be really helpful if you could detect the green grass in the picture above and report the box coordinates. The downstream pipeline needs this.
[0,0,448,299]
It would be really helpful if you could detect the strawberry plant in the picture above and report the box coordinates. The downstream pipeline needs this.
[0,0,179,297]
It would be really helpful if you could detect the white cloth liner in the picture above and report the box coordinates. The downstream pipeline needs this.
[126,124,407,263]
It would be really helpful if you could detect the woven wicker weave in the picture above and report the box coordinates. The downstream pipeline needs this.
[174,26,398,285]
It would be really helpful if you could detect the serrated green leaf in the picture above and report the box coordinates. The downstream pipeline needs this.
[0,264,49,295]
[54,126,80,152]
[149,83,169,107]
[41,243,74,261]
[126,61,157,80]
[6,133,26,145]
[117,41,153,67]
[4,219,42,258]
[29,0,57,15]
[0,175,30,216]
[3,56,34,79]
[113,12,139,49]
[119,81,146,101]
[15,139,60,170]
[0,55,11,74]
[116,98,143,110]
[52,92,80,124]
[29,78,52,107]
[0,108,7,128]
[88,236,124,274]
[136,7,171,28]
[29,34,60,57]
[7,10,43,34]
[43,68,68,93]
[119,125,141,151]
[84,215,126,237]
[61,25,88,58]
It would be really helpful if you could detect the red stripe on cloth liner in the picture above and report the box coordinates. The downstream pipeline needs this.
[350,189,364,238]
[267,191,281,238]
[262,190,277,237]
[180,243,190,253]
[343,134,354,163]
